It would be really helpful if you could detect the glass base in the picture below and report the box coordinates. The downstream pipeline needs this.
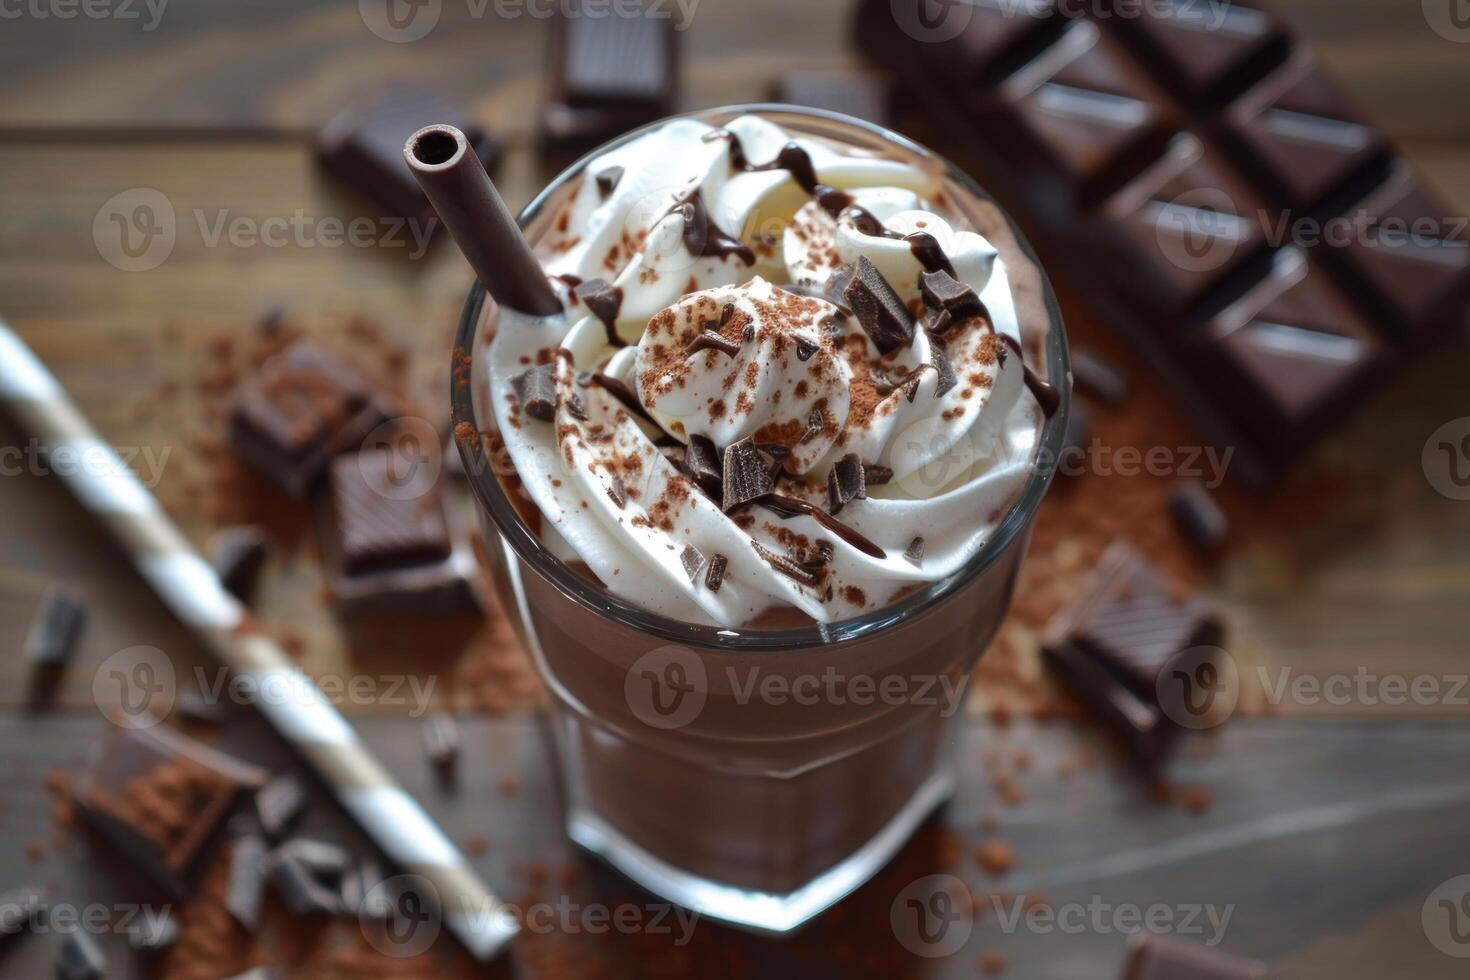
[565,766,956,935]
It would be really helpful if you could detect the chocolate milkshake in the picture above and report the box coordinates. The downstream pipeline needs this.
[446,107,1069,932]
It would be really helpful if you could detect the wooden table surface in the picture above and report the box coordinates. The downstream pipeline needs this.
[1,1,1469,977]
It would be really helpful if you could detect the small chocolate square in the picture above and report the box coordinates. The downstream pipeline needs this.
[1127,0,1284,95]
[863,0,1058,88]
[319,448,482,618]
[229,341,397,499]
[317,86,501,230]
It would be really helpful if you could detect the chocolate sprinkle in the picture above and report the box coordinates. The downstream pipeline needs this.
[827,453,867,514]
[863,464,894,485]
[920,269,986,320]
[680,545,704,582]
[595,165,625,198]
[686,435,723,498]
[575,278,627,348]
[512,365,556,422]
[844,256,914,354]
[904,537,925,565]
[705,554,728,592]
[606,473,628,509]
[687,329,742,357]
[721,438,774,512]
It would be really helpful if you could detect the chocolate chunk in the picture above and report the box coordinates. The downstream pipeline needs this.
[76,723,268,898]
[721,438,775,512]
[319,449,481,619]
[705,554,728,592]
[316,85,500,230]
[753,542,820,587]
[606,472,628,509]
[255,773,306,840]
[208,526,270,605]
[845,256,914,354]
[1122,933,1267,979]
[920,270,985,321]
[595,165,625,198]
[904,537,925,565]
[687,330,742,357]
[24,589,85,667]
[795,337,819,362]
[772,68,892,126]
[823,264,857,314]
[57,930,106,980]
[1041,542,1225,766]
[686,435,723,499]
[423,712,460,770]
[800,407,826,444]
[270,853,340,916]
[863,464,894,486]
[575,278,626,347]
[931,345,959,398]
[680,545,705,582]
[827,454,867,514]
[1169,480,1228,553]
[565,392,589,421]
[229,341,396,498]
[127,907,180,953]
[0,886,40,938]
[1070,349,1129,405]
[225,834,269,932]
[512,364,557,423]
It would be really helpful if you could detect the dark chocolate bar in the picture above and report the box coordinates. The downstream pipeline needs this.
[858,0,1470,483]
[76,722,268,898]
[1041,541,1224,766]
[317,447,483,618]
[317,86,501,231]
[772,68,893,126]
[229,341,398,498]
[1122,933,1267,979]
[542,1,680,156]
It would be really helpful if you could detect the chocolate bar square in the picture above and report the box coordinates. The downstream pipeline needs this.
[1126,0,1284,96]
[542,1,679,154]
[1102,133,1268,312]
[1198,248,1387,455]
[229,342,397,499]
[999,21,1176,196]
[888,0,1058,88]
[1226,51,1384,205]
[1122,933,1267,979]
[317,86,501,230]
[318,447,482,618]
[76,723,268,897]
[1335,163,1470,330]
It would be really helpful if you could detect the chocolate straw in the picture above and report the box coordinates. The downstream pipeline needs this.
[405,124,563,317]
[0,322,518,962]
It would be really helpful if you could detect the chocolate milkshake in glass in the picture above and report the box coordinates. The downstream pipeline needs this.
[449,106,1069,933]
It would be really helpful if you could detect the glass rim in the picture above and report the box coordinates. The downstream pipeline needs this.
[451,103,1071,651]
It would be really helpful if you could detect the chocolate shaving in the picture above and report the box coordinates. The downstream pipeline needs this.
[565,392,589,421]
[595,165,625,198]
[687,330,742,357]
[863,464,894,485]
[844,256,914,354]
[705,554,728,592]
[795,338,819,362]
[931,345,959,398]
[721,438,774,512]
[588,373,655,424]
[761,494,887,559]
[799,407,825,444]
[920,269,986,321]
[512,365,556,422]
[680,545,705,582]
[575,278,626,348]
[753,542,820,587]
[904,537,925,565]
[827,453,867,514]
[823,265,856,315]
[686,435,723,499]
[606,473,627,509]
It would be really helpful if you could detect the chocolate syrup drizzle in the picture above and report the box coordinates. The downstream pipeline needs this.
[672,190,756,266]
[1001,336,1060,418]
[761,494,886,559]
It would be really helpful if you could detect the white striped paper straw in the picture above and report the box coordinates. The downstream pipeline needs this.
[0,322,517,961]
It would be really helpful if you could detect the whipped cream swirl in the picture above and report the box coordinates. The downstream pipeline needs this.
[487,115,1043,627]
